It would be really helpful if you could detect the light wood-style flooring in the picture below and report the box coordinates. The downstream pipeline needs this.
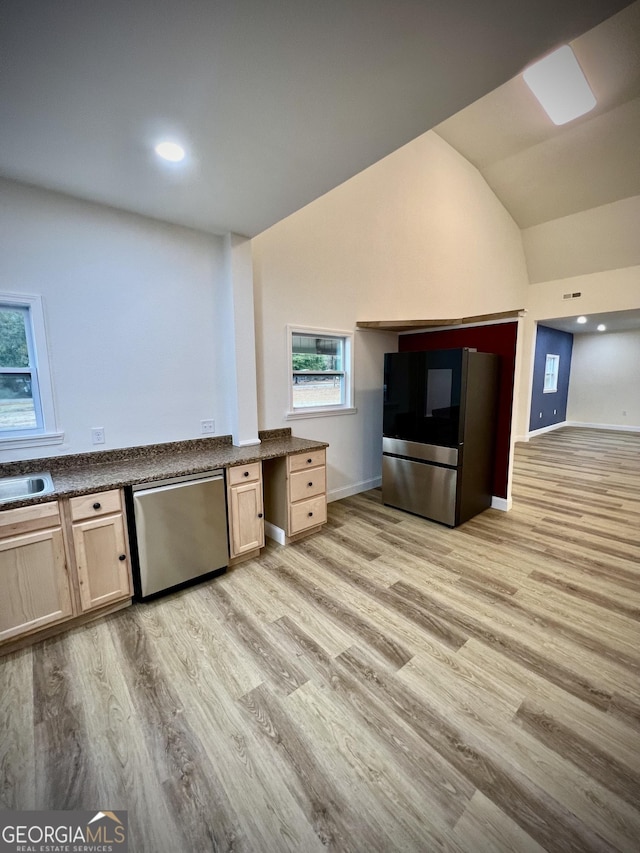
[1,427,639,852]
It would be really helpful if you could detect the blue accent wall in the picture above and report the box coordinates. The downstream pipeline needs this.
[529,325,573,431]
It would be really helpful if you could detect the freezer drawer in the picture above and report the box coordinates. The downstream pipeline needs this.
[382,455,457,527]
[131,472,228,599]
[382,437,458,467]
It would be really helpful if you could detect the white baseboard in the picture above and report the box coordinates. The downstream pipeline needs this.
[527,421,567,439]
[264,521,286,545]
[565,420,640,433]
[491,495,512,512]
[328,476,382,503]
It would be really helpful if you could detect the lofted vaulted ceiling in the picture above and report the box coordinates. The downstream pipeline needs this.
[0,0,634,237]
[435,1,640,230]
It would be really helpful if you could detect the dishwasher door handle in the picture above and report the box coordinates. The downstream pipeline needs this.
[133,473,223,498]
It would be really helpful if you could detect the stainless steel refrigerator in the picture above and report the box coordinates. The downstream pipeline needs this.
[382,347,499,527]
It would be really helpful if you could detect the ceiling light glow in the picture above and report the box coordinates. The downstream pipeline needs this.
[597,324,606,331]
[523,45,596,125]
[154,141,186,162]
[577,316,588,324]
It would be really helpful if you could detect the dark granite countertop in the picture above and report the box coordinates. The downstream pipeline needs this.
[0,429,328,510]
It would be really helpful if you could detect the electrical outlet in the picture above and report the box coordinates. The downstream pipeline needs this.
[553,409,557,415]
[91,427,105,445]
[539,412,543,419]
[623,410,627,417]
[201,419,215,435]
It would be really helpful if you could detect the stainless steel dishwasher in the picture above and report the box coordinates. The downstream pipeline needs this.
[129,470,229,600]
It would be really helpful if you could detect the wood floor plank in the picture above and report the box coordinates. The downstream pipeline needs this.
[526,568,640,619]
[389,577,615,711]
[268,555,413,670]
[111,605,253,852]
[453,790,548,853]
[338,643,619,853]
[33,635,101,810]
[457,637,640,770]
[295,536,469,651]
[515,699,640,807]
[400,648,524,723]
[513,586,640,667]
[155,584,266,700]
[239,681,389,852]
[234,548,359,658]
[399,652,640,853]
[202,582,310,696]
[144,598,328,853]
[285,677,467,852]
[0,647,34,809]
[1,426,638,852]
[271,614,476,826]
[65,619,186,853]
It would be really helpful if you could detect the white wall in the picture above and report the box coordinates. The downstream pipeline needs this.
[513,265,640,439]
[0,178,230,462]
[515,185,640,439]
[522,196,640,284]
[567,329,640,429]
[252,131,530,499]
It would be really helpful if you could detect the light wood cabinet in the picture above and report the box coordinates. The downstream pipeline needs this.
[0,488,133,652]
[227,462,265,561]
[264,449,327,542]
[68,489,132,612]
[0,502,74,643]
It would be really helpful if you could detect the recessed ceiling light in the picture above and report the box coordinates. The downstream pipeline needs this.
[154,141,186,163]
[577,316,587,324]
[523,45,596,125]
[597,324,606,331]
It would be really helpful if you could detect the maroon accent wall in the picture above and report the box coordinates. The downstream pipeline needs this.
[399,323,518,498]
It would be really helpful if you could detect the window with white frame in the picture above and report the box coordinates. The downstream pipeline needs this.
[0,293,60,446]
[543,353,560,393]
[287,326,355,417]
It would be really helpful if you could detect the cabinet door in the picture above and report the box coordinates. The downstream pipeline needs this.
[229,481,265,557]
[0,527,74,642]
[72,513,132,612]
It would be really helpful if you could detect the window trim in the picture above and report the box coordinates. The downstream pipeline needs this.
[543,353,560,394]
[0,292,63,449]
[286,325,356,419]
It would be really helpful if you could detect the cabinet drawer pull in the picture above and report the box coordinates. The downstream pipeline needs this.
[118,554,126,561]
[308,481,313,487]
[244,471,250,477]
[93,502,101,510]
[307,458,312,464]
[258,512,263,519]
[308,511,313,517]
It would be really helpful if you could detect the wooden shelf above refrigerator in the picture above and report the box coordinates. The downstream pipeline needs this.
[356,309,524,333]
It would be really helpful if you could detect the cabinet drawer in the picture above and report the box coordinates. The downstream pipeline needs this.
[289,496,327,534]
[288,449,326,473]
[69,489,122,521]
[0,501,61,536]
[289,467,326,503]
[228,462,261,486]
